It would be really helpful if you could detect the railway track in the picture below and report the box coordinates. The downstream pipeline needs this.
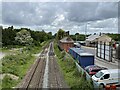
[48,42,69,88]
[17,44,49,89]
[17,42,69,89]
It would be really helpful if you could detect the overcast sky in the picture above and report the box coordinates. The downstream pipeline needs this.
[1,1,118,35]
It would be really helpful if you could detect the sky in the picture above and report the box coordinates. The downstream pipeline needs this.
[0,0,119,35]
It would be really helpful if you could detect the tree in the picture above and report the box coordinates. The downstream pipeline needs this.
[56,29,65,40]
[75,33,79,35]
[2,27,17,46]
[70,34,85,41]
[47,32,52,39]
[15,29,33,45]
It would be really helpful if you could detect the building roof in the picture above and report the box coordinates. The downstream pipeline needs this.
[86,34,100,42]
[97,34,112,43]
[60,37,74,43]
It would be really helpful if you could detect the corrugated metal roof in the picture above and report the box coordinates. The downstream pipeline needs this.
[70,48,84,53]
[60,37,74,43]
[86,34,100,41]
[79,52,94,56]
[70,48,94,56]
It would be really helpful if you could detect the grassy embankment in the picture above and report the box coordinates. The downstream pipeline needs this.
[0,40,50,89]
[54,41,93,90]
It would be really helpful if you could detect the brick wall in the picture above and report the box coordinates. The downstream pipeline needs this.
[61,43,74,52]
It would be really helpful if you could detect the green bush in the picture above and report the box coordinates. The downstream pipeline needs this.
[2,75,18,89]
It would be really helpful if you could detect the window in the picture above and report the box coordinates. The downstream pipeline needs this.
[95,71,104,78]
[103,74,110,79]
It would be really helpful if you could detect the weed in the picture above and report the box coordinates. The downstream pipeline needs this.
[54,41,93,90]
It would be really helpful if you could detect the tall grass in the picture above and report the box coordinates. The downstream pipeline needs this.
[54,41,93,90]
[1,40,50,89]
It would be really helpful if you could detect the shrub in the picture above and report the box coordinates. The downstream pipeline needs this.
[2,75,18,89]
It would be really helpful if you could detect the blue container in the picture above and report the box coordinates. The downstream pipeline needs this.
[77,52,94,68]
[69,48,94,69]
[69,48,84,59]
[69,48,74,58]
[74,49,84,59]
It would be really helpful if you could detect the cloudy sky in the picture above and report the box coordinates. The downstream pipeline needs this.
[1,1,118,35]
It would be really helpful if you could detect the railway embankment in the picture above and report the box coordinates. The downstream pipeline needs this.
[1,41,50,89]
[54,41,93,90]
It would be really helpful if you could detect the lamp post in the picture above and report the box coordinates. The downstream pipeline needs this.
[85,22,89,45]
[85,22,90,46]
[85,23,87,41]
[76,35,77,43]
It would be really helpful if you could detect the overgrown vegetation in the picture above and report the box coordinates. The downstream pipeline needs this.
[1,25,52,89]
[1,40,50,89]
[2,26,52,47]
[2,75,18,89]
[54,41,93,90]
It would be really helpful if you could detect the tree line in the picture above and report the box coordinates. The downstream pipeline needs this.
[2,26,52,47]
[55,29,86,41]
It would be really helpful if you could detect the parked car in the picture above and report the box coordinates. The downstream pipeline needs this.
[92,69,120,88]
[85,65,107,76]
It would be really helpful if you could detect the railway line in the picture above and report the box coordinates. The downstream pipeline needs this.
[17,44,49,89]
[17,42,69,89]
[48,42,68,88]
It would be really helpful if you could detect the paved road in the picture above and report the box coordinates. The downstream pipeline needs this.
[81,46,118,69]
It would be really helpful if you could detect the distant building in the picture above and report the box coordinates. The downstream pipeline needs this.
[59,37,74,52]
[97,34,113,44]
[86,34,113,47]
[86,34,100,47]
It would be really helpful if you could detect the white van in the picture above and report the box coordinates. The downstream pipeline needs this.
[92,69,120,88]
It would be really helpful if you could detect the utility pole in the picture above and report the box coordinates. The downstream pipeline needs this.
[76,35,77,43]
[85,23,87,41]
[85,22,90,40]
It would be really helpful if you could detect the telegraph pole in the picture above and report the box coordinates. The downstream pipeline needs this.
[76,35,77,43]
[85,23,87,41]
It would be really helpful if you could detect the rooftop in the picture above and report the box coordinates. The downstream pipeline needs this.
[60,37,74,43]
[86,34,100,41]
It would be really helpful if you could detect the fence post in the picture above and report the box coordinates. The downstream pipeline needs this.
[117,44,120,61]
[96,41,98,57]
[109,42,112,62]
[100,41,102,58]
[104,42,106,60]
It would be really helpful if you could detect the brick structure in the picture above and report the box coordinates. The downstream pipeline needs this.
[59,37,74,52]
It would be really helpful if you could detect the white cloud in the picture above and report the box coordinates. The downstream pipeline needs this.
[1,2,118,34]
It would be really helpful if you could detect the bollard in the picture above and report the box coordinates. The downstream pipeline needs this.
[105,85,110,90]
[111,84,116,90]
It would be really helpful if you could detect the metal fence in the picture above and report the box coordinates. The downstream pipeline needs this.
[96,41,118,62]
